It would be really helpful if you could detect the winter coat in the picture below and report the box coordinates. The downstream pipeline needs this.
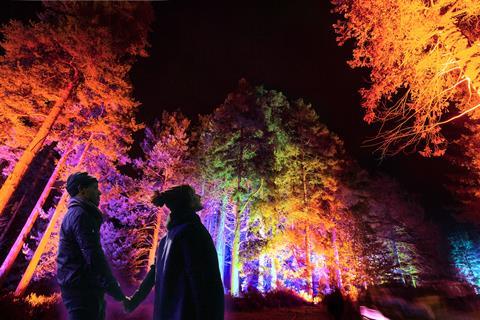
[56,197,124,300]
[131,212,224,320]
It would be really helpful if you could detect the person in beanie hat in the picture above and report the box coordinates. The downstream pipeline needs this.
[123,185,224,320]
[57,172,127,320]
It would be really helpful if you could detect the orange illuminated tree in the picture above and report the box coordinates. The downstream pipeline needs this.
[332,0,480,157]
[0,2,153,216]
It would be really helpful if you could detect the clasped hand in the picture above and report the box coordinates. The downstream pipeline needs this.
[122,295,137,313]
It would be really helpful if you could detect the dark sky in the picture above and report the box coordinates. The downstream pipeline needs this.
[1,1,458,220]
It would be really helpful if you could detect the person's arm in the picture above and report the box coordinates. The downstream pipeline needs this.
[124,264,155,312]
[72,211,125,301]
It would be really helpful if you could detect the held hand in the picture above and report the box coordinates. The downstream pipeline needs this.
[122,296,133,313]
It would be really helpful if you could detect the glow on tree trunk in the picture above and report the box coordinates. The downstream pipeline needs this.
[15,140,90,296]
[331,229,342,289]
[271,256,278,290]
[257,252,266,292]
[305,225,313,299]
[230,202,241,297]
[230,180,263,296]
[148,207,164,267]
[230,128,244,297]
[300,154,313,298]
[0,67,78,217]
[0,148,71,285]
[216,196,228,284]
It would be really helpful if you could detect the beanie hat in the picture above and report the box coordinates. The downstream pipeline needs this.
[66,172,98,197]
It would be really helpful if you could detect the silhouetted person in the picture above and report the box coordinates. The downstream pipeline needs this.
[124,185,224,320]
[324,288,344,320]
[57,172,126,320]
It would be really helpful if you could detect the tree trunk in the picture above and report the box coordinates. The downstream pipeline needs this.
[0,68,78,217]
[300,153,313,298]
[15,140,90,296]
[301,152,308,206]
[229,180,263,297]
[391,238,406,285]
[271,256,279,290]
[0,195,26,246]
[216,196,228,285]
[230,202,241,297]
[0,149,71,285]
[230,128,244,297]
[305,225,313,299]
[331,230,342,289]
[257,251,266,292]
[148,207,164,267]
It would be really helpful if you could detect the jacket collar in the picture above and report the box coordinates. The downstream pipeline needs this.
[68,196,103,223]
[166,211,200,231]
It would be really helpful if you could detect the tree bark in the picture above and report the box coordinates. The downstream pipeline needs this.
[300,153,313,298]
[331,230,342,289]
[230,128,244,297]
[271,256,279,290]
[15,139,90,296]
[0,148,71,286]
[230,202,241,297]
[216,196,228,285]
[0,67,78,217]
[147,207,164,267]
[305,225,313,298]
[257,251,266,292]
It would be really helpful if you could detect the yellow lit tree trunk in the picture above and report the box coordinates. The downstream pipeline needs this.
[230,202,241,296]
[148,207,165,267]
[0,69,78,217]
[230,179,263,297]
[15,139,90,296]
[300,153,313,298]
[0,148,71,286]
[271,256,279,289]
[148,175,172,267]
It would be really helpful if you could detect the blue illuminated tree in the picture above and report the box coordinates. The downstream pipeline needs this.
[449,230,480,292]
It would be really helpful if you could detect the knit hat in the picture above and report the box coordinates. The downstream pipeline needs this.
[152,185,196,211]
[66,172,98,197]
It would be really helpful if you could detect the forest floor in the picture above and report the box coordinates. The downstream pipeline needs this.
[105,303,331,320]
[3,291,480,320]
[225,306,330,320]
[227,307,480,320]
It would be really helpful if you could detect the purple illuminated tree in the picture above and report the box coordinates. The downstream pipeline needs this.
[134,111,191,267]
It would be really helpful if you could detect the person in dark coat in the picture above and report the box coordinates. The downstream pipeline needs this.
[57,172,126,320]
[323,287,345,320]
[124,185,224,320]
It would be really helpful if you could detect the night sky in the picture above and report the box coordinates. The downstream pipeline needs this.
[1,1,459,222]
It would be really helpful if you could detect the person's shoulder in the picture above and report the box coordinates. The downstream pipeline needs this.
[66,204,91,225]
[61,204,86,231]
[178,220,211,243]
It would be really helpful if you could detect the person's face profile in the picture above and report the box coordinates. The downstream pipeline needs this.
[79,182,101,207]
[190,190,203,211]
